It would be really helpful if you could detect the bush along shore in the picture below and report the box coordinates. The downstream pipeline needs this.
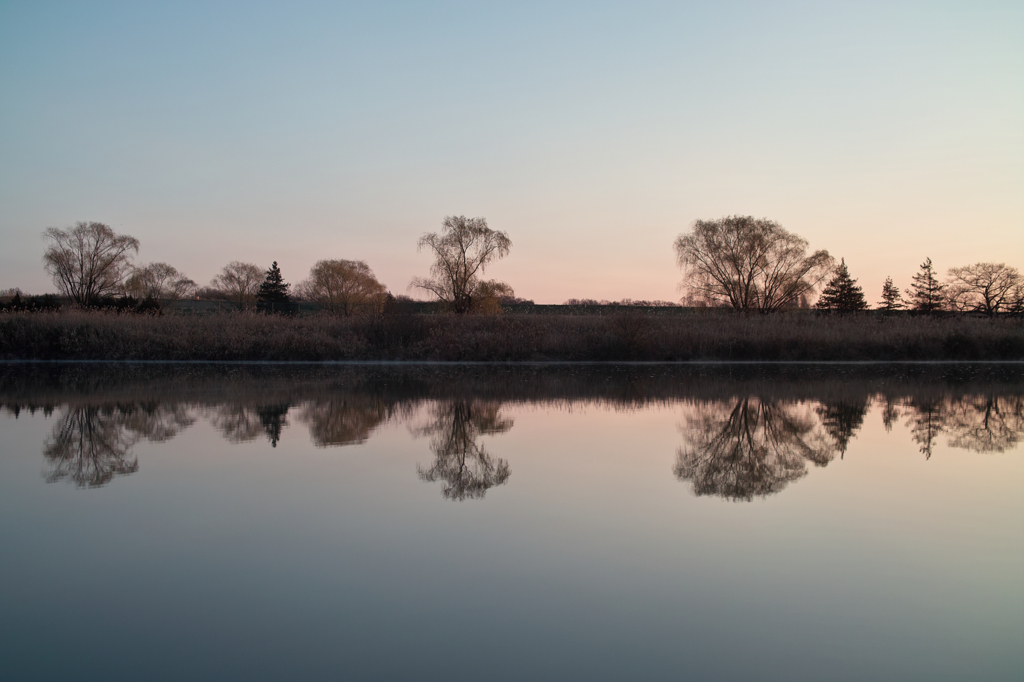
[1,309,1023,362]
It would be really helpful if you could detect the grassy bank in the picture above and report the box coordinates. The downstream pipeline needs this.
[1,309,1022,361]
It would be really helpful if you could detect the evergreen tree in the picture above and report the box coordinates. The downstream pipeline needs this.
[908,257,945,313]
[878,276,904,311]
[256,261,290,305]
[815,259,867,312]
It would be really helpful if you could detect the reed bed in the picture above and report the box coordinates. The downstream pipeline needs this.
[0,309,1022,361]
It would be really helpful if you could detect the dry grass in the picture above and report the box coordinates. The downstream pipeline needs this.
[0,309,1022,361]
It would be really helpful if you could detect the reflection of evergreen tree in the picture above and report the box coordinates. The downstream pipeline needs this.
[257,404,291,447]
[904,398,946,459]
[415,401,512,500]
[816,399,868,456]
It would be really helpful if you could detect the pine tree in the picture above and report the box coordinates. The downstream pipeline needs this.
[908,257,945,313]
[878,276,904,311]
[815,259,867,312]
[256,261,290,305]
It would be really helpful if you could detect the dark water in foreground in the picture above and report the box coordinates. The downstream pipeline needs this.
[1,363,1022,681]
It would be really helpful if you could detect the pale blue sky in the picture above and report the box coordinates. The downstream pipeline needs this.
[1,1,1021,302]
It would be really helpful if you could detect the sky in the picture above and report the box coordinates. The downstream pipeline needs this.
[1,0,1021,303]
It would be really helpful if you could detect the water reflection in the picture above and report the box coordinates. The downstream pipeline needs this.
[299,397,391,447]
[413,400,512,500]
[2,364,1022,499]
[674,399,837,501]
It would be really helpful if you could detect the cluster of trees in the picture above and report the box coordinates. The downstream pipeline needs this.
[36,215,518,316]
[674,215,1023,315]
[31,215,1022,316]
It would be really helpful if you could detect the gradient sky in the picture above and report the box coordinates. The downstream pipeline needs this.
[1,1,1021,303]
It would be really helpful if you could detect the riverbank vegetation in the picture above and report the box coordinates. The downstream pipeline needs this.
[1,308,1021,361]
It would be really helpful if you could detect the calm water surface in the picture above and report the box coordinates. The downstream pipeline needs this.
[1,363,1022,681]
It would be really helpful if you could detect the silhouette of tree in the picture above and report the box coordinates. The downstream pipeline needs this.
[674,216,833,311]
[878,277,905,311]
[908,258,945,313]
[211,261,263,309]
[299,259,386,316]
[257,261,291,309]
[124,262,196,302]
[815,259,867,312]
[42,222,140,306]
[674,399,838,501]
[410,216,512,314]
[415,400,512,500]
[946,263,1021,316]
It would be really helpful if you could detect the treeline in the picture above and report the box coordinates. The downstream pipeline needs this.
[7,215,1023,317]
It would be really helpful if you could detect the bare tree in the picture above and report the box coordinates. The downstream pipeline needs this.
[946,262,1021,316]
[124,262,196,302]
[299,259,387,316]
[42,222,140,306]
[211,261,264,309]
[410,215,512,314]
[674,216,833,311]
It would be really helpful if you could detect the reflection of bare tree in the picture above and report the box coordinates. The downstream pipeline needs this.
[415,401,512,500]
[44,407,141,487]
[298,398,390,447]
[674,399,838,501]
[208,403,290,447]
[209,406,264,443]
[938,395,1023,453]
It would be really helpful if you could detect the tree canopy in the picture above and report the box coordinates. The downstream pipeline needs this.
[300,259,386,316]
[124,262,196,302]
[42,222,140,306]
[674,216,833,311]
[211,261,264,309]
[410,215,512,314]
[946,262,1022,316]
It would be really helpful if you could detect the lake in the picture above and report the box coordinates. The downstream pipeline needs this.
[1,363,1022,681]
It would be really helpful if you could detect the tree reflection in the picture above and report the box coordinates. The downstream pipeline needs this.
[816,399,868,457]
[415,401,512,500]
[42,403,193,488]
[209,403,291,447]
[298,398,390,447]
[895,394,1024,456]
[674,399,838,501]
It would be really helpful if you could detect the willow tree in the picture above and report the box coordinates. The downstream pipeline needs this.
[674,216,832,311]
[211,261,263,309]
[42,222,140,306]
[124,262,196,302]
[411,215,512,314]
[301,259,386,316]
